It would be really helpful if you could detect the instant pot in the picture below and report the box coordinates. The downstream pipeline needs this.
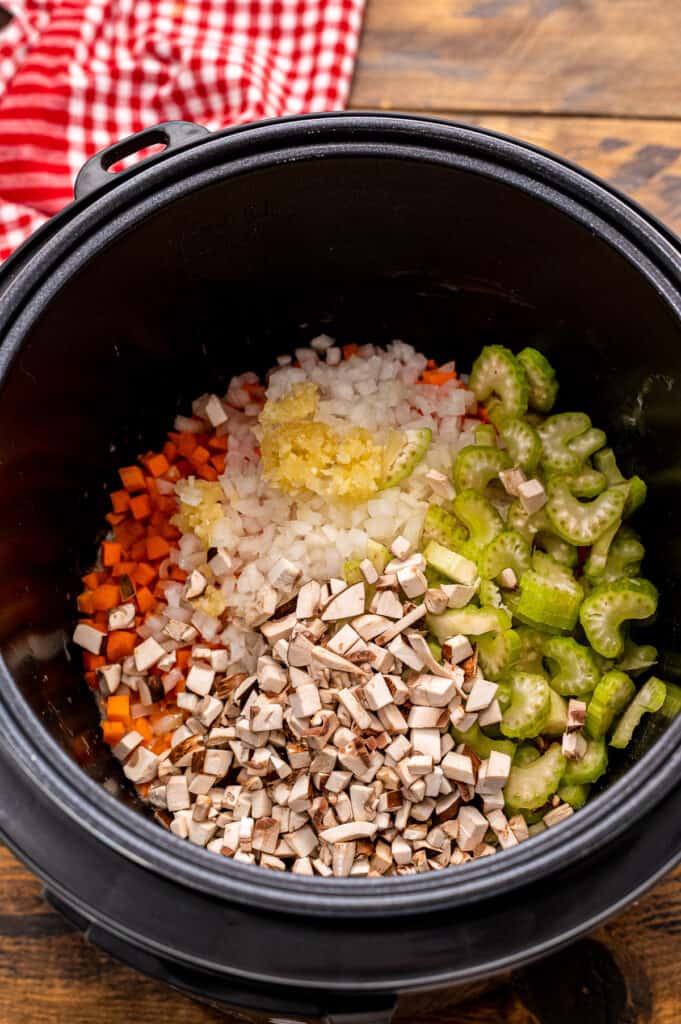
[1,114,681,1022]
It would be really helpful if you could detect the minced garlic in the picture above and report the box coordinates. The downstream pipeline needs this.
[172,480,223,547]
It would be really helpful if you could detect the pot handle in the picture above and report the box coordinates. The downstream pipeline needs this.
[73,120,209,200]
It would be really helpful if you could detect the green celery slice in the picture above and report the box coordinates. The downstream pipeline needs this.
[422,505,468,552]
[515,569,584,634]
[469,344,529,420]
[610,676,667,749]
[543,636,601,697]
[479,530,532,583]
[477,629,521,680]
[561,736,608,784]
[424,540,478,585]
[426,606,511,642]
[504,744,566,812]
[515,626,547,673]
[538,412,601,474]
[517,347,558,413]
[556,467,608,499]
[497,416,541,473]
[450,722,516,759]
[584,519,621,578]
[453,489,504,558]
[507,499,547,542]
[534,531,578,568]
[616,638,658,675]
[544,688,568,735]
[624,475,647,517]
[513,743,541,767]
[557,782,591,810]
[545,478,627,545]
[591,528,645,584]
[579,578,658,659]
[585,670,635,739]
[453,445,511,493]
[474,424,497,446]
[382,427,432,488]
[500,671,551,739]
[660,682,681,721]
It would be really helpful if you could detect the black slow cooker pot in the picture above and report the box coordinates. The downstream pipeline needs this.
[1,114,681,1022]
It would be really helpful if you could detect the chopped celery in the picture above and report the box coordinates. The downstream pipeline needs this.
[343,559,363,585]
[515,569,584,634]
[579,577,658,659]
[660,681,681,721]
[507,499,547,542]
[616,638,658,675]
[544,688,568,735]
[477,629,521,680]
[497,417,541,473]
[515,626,546,673]
[450,722,516,759]
[561,736,608,785]
[624,475,647,517]
[557,783,591,810]
[500,671,551,739]
[533,531,578,568]
[495,680,512,710]
[583,519,621,578]
[422,505,468,552]
[469,344,529,420]
[479,579,508,611]
[517,347,558,412]
[585,670,635,739]
[382,427,432,488]
[545,478,627,546]
[593,447,625,485]
[513,743,541,767]
[367,539,390,574]
[475,424,497,446]
[479,530,532,583]
[538,412,604,474]
[557,467,608,499]
[424,540,479,585]
[531,549,576,582]
[453,489,504,558]
[453,445,511,493]
[426,605,511,642]
[427,638,443,663]
[610,676,667,749]
[504,743,566,812]
[593,528,645,584]
[543,636,601,697]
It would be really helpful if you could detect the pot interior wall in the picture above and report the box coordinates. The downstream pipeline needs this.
[1,153,680,797]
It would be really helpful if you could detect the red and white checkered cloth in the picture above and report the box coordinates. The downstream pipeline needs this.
[0,0,365,260]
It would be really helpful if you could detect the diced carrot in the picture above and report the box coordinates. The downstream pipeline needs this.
[110,489,130,513]
[106,630,136,661]
[169,567,187,582]
[101,540,122,566]
[175,432,198,457]
[133,562,156,587]
[84,672,98,690]
[207,434,228,451]
[163,440,178,463]
[176,649,191,669]
[130,493,152,520]
[81,571,102,591]
[93,611,109,627]
[146,535,170,560]
[77,591,96,614]
[105,511,127,527]
[421,370,457,386]
[342,344,359,360]
[156,495,177,514]
[111,560,137,578]
[196,463,218,481]
[426,359,437,369]
[82,652,106,671]
[130,539,148,561]
[91,584,120,611]
[119,465,146,492]
[142,452,170,477]
[107,694,130,721]
[151,736,172,755]
[477,404,491,424]
[190,445,210,466]
[101,720,125,744]
[210,453,226,473]
[243,381,265,398]
[135,717,153,743]
[114,519,145,546]
[136,586,155,614]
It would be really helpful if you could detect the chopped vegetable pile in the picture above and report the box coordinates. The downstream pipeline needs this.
[73,339,675,877]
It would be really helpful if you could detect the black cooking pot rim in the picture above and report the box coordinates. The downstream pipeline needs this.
[1,112,681,919]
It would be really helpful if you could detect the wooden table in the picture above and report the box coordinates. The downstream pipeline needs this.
[3,1,681,1021]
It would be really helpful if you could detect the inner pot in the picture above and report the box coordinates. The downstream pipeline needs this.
[1,115,681,1009]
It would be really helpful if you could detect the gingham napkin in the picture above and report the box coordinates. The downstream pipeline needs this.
[0,0,366,261]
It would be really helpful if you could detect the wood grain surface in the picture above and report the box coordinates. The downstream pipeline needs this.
[3,0,681,1022]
